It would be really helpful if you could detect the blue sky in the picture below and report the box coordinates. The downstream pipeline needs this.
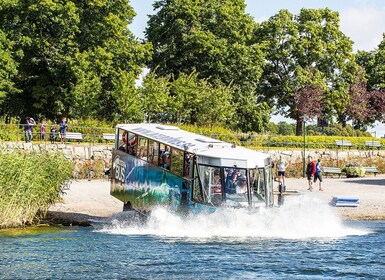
[129,0,385,136]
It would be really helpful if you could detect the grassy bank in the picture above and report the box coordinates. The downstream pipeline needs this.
[0,150,74,228]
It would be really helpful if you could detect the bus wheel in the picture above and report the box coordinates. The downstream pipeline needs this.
[123,201,132,211]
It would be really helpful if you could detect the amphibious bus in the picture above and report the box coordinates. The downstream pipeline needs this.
[110,123,274,213]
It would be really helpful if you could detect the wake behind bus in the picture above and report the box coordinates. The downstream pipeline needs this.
[110,123,274,214]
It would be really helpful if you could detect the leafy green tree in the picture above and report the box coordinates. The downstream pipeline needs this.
[140,70,171,123]
[0,1,80,119]
[158,71,235,127]
[0,29,18,108]
[113,69,143,123]
[146,0,267,132]
[372,34,385,90]
[355,50,377,90]
[256,8,356,135]
[0,0,151,121]
[277,121,295,136]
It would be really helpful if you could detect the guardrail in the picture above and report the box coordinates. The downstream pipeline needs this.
[0,123,383,150]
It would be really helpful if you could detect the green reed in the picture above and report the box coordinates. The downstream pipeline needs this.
[0,150,74,228]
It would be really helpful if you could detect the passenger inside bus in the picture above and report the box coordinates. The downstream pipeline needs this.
[212,171,222,194]
[225,168,237,194]
[160,146,171,170]
[235,175,247,194]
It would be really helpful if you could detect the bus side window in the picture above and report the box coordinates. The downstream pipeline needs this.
[148,140,159,165]
[159,144,170,170]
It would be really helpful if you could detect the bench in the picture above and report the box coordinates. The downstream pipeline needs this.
[103,133,115,143]
[335,140,352,149]
[363,166,378,176]
[323,167,343,178]
[65,132,83,143]
[365,141,381,149]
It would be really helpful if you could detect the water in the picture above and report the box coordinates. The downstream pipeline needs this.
[1,197,385,280]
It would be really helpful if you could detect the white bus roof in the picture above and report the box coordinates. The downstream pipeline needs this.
[116,123,270,168]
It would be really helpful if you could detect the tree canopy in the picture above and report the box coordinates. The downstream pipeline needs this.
[0,1,384,135]
[146,0,269,132]
[0,0,151,121]
[256,8,357,135]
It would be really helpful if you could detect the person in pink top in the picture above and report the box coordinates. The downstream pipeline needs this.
[40,120,47,141]
[306,156,316,191]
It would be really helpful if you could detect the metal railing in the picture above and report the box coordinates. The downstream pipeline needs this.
[0,124,383,150]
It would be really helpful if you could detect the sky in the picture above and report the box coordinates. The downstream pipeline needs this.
[129,0,385,137]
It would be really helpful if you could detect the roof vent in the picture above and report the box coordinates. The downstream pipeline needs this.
[195,138,222,143]
[156,125,179,131]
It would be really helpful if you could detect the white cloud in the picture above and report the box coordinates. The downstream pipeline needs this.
[340,6,385,51]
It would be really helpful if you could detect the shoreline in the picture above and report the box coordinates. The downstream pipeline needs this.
[47,176,385,226]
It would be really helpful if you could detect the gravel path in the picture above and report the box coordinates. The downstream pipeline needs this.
[48,175,385,224]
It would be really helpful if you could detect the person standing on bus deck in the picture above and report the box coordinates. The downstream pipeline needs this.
[306,156,316,191]
[59,117,68,144]
[314,158,323,191]
[277,155,289,187]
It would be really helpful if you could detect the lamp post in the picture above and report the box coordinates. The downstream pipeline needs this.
[370,131,376,155]
[302,115,307,177]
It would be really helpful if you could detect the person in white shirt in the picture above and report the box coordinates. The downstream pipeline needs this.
[276,155,289,187]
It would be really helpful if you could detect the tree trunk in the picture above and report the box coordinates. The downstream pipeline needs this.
[295,118,303,136]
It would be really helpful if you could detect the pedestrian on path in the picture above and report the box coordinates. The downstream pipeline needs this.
[277,155,289,187]
[314,158,324,191]
[24,116,36,143]
[306,156,316,191]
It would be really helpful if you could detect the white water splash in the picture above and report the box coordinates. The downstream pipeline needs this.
[97,196,371,240]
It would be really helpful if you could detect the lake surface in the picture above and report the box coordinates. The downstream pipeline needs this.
[1,197,385,279]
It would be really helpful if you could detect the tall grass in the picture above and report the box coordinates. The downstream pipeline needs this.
[0,150,74,228]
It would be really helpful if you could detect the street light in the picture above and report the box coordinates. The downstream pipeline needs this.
[370,131,377,155]
[302,115,307,177]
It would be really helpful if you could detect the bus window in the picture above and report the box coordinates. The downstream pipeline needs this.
[148,140,159,165]
[198,165,223,206]
[159,144,170,170]
[117,129,126,152]
[126,132,137,156]
[224,168,248,207]
[183,153,193,178]
[170,148,184,176]
[249,168,265,204]
[137,136,148,161]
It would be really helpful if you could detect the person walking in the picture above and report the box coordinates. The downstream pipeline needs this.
[277,155,289,187]
[306,156,316,191]
[314,158,324,191]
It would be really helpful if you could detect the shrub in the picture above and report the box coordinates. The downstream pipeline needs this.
[0,150,74,228]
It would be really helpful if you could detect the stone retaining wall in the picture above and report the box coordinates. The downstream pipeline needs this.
[1,142,383,178]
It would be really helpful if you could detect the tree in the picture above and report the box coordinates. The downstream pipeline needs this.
[256,8,356,135]
[345,67,370,128]
[372,34,385,90]
[0,0,151,121]
[0,29,18,109]
[140,70,171,123]
[113,69,143,123]
[165,71,235,126]
[146,0,268,131]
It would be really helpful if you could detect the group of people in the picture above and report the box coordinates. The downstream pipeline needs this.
[274,154,323,192]
[24,116,68,144]
[224,168,247,194]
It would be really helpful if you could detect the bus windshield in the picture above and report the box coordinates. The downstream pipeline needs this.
[193,165,272,208]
